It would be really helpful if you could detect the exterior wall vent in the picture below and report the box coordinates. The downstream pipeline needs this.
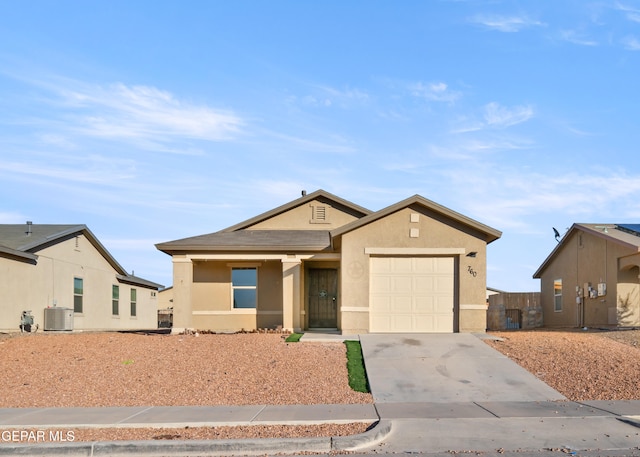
[44,307,74,331]
[310,204,330,224]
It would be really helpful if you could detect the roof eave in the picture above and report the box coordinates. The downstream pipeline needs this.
[157,245,333,254]
[116,274,164,290]
[0,245,38,263]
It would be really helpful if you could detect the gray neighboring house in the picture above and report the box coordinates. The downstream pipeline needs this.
[0,222,162,332]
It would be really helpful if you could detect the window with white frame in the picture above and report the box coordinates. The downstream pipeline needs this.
[130,288,137,317]
[74,277,83,313]
[232,268,257,309]
[112,285,120,315]
[553,279,562,312]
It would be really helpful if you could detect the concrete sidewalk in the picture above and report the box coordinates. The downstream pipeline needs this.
[0,404,378,429]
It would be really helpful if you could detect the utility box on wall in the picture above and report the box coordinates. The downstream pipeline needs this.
[44,307,74,331]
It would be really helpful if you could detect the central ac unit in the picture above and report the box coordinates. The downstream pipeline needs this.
[44,307,74,331]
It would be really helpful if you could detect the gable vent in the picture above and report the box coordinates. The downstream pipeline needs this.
[310,204,330,224]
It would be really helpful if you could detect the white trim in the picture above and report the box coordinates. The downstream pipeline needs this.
[193,310,257,315]
[364,247,466,255]
[459,304,487,310]
[340,306,369,312]
[227,262,262,268]
[187,253,341,261]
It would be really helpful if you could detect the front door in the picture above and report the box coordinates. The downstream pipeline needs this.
[308,268,338,328]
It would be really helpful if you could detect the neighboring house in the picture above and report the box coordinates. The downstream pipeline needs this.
[0,222,162,332]
[533,223,640,328]
[486,286,506,302]
[156,190,501,334]
[157,286,174,328]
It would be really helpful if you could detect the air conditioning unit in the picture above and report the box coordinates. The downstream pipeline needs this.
[44,307,74,331]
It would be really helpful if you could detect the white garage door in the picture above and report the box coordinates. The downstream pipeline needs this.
[369,257,454,333]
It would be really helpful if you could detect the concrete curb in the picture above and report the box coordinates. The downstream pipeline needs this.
[332,419,392,451]
[617,416,640,429]
[0,420,391,456]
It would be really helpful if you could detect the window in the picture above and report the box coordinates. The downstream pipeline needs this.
[232,268,257,309]
[554,279,562,312]
[130,288,137,317]
[112,285,119,315]
[74,278,83,313]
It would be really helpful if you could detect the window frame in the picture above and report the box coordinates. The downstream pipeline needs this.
[130,288,137,317]
[553,279,562,312]
[112,285,120,316]
[231,267,257,309]
[73,277,83,314]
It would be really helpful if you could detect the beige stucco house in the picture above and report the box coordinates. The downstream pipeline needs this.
[157,190,501,334]
[533,223,640,328]
[0,223,162,332]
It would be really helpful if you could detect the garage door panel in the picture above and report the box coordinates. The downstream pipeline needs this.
[370,256,454,333]
[413,296,436,313]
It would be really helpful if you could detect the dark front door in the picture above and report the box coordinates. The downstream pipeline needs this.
[308,268,338,328]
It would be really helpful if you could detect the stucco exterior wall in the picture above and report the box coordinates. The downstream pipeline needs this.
[0,235,158,332]
[339,205,488,334]
[186,259,284,332]
[617,266,640,326]
[248,199,362,230]
[539,229,636,327]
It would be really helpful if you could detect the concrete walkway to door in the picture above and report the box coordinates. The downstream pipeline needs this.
[359,333,566,404]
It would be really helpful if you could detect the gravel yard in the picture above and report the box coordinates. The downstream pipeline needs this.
[486,328,640,401]
[0,332,372,408]
[0,331,372,442]
[4,328,640,443]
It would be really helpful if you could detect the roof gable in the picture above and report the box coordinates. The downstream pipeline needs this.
[0,223,162,289]
[533,223,640,278]
[221,189,371,232]
[331,195,502,243]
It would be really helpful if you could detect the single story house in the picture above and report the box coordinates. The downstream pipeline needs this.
[533,223,640,327]
[156,190,502,334]
[0,222,162,332]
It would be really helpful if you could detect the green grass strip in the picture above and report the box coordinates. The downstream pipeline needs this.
[285,332,303,342]
[344,340,370,393]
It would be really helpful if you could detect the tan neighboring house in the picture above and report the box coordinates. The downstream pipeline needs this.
[533,223,640,328]
[156,190,501,334]
[0,222,162,332]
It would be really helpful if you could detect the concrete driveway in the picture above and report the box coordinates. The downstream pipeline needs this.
[359,333,566,404]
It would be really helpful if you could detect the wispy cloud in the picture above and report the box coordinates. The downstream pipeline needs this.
[451,102,534,133]
[409,81,462,103]
[13,77,245,152]
[0,154,136,185]
[559,30,598,46]
[621,35,640,50]
[615,2,640,22]
[292,85,369,109]
[484,102,534,128]
[59,82,243,141]
[442,167,640,231]
[469,14,545,32]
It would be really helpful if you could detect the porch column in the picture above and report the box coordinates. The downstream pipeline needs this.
[172,257,193,333]
[282,258,302,332]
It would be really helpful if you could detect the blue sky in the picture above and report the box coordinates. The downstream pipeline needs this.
[1,1,640,291]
